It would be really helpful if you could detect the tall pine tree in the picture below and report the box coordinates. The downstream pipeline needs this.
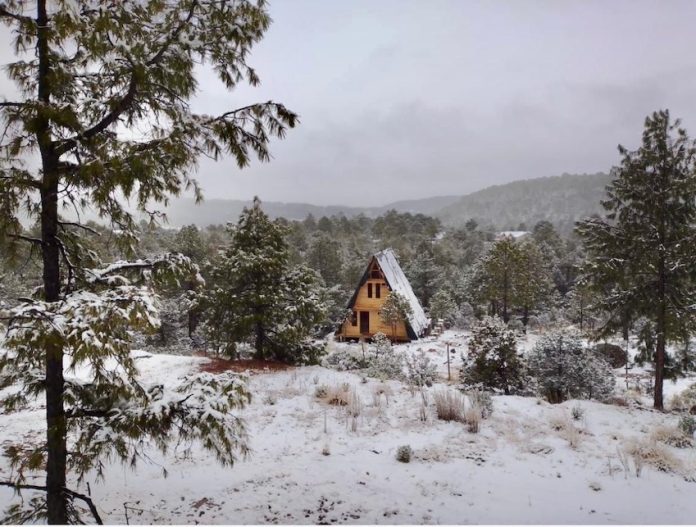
[577,110,696,410]
[0,1,296,522]
[201,198,327,364]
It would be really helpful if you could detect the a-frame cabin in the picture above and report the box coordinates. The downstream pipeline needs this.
[336,249,429,342]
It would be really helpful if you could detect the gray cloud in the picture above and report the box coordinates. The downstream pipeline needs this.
[4,1,696,206]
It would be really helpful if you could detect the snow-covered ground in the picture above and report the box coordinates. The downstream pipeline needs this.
[1,335,696,524]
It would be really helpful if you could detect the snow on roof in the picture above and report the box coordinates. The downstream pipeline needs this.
[496,230,530,240]
[374,249,429,338]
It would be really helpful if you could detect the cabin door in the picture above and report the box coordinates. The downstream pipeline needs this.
[359,311,370,334]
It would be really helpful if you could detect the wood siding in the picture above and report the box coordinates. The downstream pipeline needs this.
[338,277,410,341]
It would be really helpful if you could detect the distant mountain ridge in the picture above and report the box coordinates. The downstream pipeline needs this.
[153,195,462,226]
[437,173,611,234]
[146,173,611,232]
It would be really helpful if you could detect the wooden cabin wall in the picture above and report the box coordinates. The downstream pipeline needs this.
[338,276,410,341]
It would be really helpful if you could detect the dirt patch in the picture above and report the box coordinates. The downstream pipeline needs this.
[198,356,293,374]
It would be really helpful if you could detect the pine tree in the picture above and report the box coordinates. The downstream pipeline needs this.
[513,240,554,328]
[429,288,458,327]
[379,291,413,340]
[528,330,615,403]
[471,237,521,322]
[461,316,526,395]
[577,110,696,410]
[0,1,296,522]
[201,199,327,364]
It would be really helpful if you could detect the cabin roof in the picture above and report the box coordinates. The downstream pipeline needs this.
[344,248,428,339]
[374,249,429,337]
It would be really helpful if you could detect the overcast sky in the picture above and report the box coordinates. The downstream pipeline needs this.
[5,1,696,207]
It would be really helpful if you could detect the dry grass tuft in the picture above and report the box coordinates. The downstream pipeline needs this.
[623,438,683,475]
[650,425,694,449]
[433,389,466,422]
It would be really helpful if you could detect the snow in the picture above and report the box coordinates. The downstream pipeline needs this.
[496,231,531,240]
[374,249,429,337]
[2,337,696,524]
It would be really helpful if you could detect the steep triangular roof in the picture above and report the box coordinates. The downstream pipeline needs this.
[346,248,429,339]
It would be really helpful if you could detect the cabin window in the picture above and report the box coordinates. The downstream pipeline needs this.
[376,284,381,298]
[370,265,381,279]
[367,283,373,298]
[351,311,357,326]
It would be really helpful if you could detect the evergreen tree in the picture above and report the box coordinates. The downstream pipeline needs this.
[404,246,441,308]
[201,199,327,364]
[513,240,554,327]
[461,316,526,395]
[307,234,344,286]
[429,289,458,327]
[472,237,521,322]
[528,330,615,403]
[379,291,413,340]
[0,1,296,521]
[577,110,696,409]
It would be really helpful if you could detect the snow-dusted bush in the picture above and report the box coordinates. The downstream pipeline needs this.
[366,351,404,381]
[507,318,524,333]
[371,383,393,407]
[528,330,615,403]
[669,383,696,413]
[461,316,528,395]
[314,384,329,398]
[467,389,493,418]
[651,425,694,449]
[571,404,585,421]
[433,389,466,422]
[623,438,683,475]
[396,445,413,463]
[678,416,696,438]
[371,332,392,356]
[322,347,367,371]
[405,350,438,388]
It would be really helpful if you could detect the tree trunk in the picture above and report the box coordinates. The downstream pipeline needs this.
[655,273,666,410]
[36,0,69,522]
[254,322,265,360]
[502,270,509,323]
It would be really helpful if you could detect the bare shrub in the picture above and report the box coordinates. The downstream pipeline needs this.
[464,405,481,433]
[571,404,585,421]
[316,383,352,406]
[668,383,696,413]
[433,389,466,422]
[346,388,363,418]
[624,438,683,475]
[549,412,581,448]
[650,425,694,449]
[371,383,393,407]
[467,390,493,418]
[418,389,429,422]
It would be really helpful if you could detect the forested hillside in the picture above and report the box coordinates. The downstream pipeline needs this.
[150,174,610,233]
[437,173,611,234]
[151,195,462,226]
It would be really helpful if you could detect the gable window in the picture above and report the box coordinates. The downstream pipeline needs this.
[370,264,381,279]
[367,283,373,298]
[376,284,381,298]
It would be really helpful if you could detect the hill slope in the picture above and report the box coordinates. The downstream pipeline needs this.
[437,173,611,233]
[155,195,462,227]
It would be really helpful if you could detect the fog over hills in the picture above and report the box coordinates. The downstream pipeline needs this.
[140,173,611,232]
[438,172,612,233]
[154,173,611,231]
